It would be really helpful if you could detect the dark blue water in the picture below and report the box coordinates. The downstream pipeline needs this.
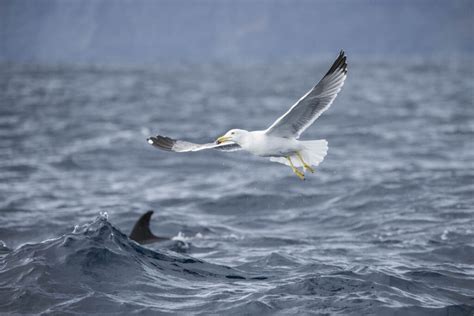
[1,59,473,315]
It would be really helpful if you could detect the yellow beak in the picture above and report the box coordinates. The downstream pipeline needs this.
[216,135,231,144]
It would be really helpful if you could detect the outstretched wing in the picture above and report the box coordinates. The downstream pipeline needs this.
[265,50,348,139]
[147,135,241,152]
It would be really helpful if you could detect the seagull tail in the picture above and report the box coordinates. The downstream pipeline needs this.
[299,139,328,167]
[270,139,328,168]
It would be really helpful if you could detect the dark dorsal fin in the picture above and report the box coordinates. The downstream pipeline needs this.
[129,210,167,244]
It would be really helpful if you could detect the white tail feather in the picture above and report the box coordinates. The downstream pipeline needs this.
[270,140,328,168]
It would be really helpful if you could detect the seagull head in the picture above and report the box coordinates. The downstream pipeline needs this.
[216,129,247,144]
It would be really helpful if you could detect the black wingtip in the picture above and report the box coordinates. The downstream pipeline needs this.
[325,50,348,77]
[129,210,166,244]
[147,135,176,151]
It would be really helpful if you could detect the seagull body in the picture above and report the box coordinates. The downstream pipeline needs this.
[226,130,302,157]
[148,51,348,180]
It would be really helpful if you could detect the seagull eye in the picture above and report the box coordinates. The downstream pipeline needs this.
[231,132,235,135]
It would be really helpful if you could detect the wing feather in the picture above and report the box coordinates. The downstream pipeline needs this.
[265,50,348,138]
[147,135,241,152]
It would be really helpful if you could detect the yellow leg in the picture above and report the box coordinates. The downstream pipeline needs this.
[296,152,314,173]
[286,156,305,180]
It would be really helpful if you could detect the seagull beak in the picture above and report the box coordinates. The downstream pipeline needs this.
[216,135,231,144]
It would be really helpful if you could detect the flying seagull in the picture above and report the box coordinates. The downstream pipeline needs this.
[148,51,348,180]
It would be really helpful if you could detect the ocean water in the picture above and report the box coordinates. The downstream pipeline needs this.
[0,59,473,315]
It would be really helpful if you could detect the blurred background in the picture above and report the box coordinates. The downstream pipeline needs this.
[1,1,473,315]
[1,0,473,64]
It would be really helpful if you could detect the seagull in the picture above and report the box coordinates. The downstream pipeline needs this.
[148,51,348,180]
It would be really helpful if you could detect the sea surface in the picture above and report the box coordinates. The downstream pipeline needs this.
[0,59,473,315]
